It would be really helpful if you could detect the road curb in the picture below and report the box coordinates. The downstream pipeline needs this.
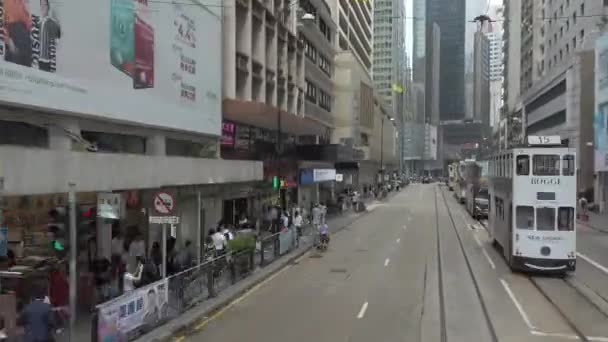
[134,190,398,342]
[578,220,608,234]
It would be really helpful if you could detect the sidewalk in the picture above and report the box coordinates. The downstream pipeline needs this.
[578,211,608,233]
[131,192,400,342]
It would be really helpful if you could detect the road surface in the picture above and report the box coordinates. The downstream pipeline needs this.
[176,184,608,342]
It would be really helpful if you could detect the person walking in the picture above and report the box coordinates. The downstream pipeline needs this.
[293,211,303,237]
[18,287,56,342]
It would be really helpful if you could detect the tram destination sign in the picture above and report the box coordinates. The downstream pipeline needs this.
[527,136,562,146]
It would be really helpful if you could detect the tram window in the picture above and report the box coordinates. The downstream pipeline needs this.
[516,206,534,229]
[562,155,575,176]
[516,155,530,175]
[537,207,556,231]
[558,207,575,231]
[533,155,560,176]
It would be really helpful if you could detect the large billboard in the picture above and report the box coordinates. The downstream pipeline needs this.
[0,0,221,136]
[595,33,608,171]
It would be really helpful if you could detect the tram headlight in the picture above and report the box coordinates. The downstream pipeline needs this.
[568,251,576,259]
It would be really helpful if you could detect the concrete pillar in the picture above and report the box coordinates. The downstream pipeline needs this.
[49,119,79,151]
[146,134,165,156]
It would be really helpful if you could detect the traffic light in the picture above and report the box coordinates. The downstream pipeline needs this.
[47,206,68,254]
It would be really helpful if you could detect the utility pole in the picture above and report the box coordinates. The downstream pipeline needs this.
[380,116,384,185]
[68,182,77,342]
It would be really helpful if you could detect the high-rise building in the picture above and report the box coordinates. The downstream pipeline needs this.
[487,29,504,129]
[372,0,406,118]
[473,29,491,131]
[427,0,466,121]
[327,0,373,75]
[412,0,426,123]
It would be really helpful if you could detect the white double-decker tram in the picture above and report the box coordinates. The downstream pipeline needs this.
[488,136,577,273]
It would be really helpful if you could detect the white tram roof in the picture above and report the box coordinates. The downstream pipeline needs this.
[492,146,576,156]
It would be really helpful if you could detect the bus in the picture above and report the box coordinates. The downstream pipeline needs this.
[488,136,577,273]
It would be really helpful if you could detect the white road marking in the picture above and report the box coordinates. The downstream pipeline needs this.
[577,252,608,275]
[531,331,580,340]
[396,238,401,243]
[473,234,483,247]
[384,258,390,267]
[500,278,535,330]
[531,331,608,341]
[482,248,496,270]
[357,302,369,319]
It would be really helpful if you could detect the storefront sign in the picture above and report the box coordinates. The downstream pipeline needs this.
[313,169,336,182]
[97,279,170,341]
[335,174,344,182]
[221,121,236,146]
[149,216,180,224]
[98,193,122,220]
[596,33,608,172]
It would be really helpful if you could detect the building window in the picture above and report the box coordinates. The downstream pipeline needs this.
[560,27,563,37]
[560,49,563,60]
[319,54,331,76]
[573,37,577,49]
[319,18,331,42]
[573,11,577,24]
[566,43,569,53]
[306,79,317,102]
[304,38,317,62]
[580,29,585,41]
[318,89,331,111]
[581,3,584,15]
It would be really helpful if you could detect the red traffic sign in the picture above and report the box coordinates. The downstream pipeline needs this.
[152,191,176,216]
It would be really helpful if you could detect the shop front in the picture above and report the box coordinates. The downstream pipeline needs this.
[298,167,337,215]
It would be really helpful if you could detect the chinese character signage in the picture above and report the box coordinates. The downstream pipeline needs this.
[97,279,170,341]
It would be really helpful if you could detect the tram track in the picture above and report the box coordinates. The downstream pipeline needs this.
[435,186,499,342]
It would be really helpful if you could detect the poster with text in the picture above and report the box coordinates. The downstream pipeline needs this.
[97,279,169,342]
[0,0,221,136]
[595,34,608,172]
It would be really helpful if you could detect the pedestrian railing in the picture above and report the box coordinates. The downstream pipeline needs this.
[94,227,302,342]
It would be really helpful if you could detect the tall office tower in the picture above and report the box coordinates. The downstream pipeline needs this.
[487,30,503,128]
[412,0,426,124]
[473,28,491,131]
[427,0,466,121]
[372,0,406,119]
[328,0,373,75]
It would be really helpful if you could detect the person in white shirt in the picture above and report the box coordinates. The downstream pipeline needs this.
[293,211,303,237]
[280,212,289,230]
[210,229,227,257]
[123,257,143,292]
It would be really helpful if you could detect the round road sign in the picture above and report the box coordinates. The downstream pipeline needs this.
[153,192,175,215]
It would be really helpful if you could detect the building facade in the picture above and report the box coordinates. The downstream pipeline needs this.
[473,30,491,133]
[372,0,406,114]
[327,0,373,75]
[427,0,466,121]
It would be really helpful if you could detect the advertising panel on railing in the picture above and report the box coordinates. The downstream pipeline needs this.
[97,279,170,341]
[596,33,608,172]
[0,0,221,136]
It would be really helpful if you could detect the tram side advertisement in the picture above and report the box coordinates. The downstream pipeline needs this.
[0,0,221,136]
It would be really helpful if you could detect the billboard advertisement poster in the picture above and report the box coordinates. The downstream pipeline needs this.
[97,279,170,342]
[595,33,608,172]
[0,0,221,136]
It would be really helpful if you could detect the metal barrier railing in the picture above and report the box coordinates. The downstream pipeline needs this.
[94,227,301,342]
